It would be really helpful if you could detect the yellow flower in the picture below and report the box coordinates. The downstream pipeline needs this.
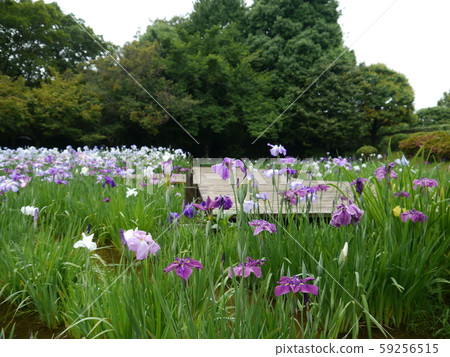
[393,206,402,217]
[393,206,408,217]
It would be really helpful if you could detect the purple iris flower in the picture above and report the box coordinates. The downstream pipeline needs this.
[119,229,127,245]
[9,171,22,181]
[330,200,364,227]
[102,197,111,203]
[0,179,19,193]
[350,178,368,195]
[280,156,296,165]
[280,167,296,176]
[44,155,54,163]
[47,167,59,176]
[255,193,269,201]
[55,179,68,185]
[102,175,116,188]
[401,209,428,223]
[412,178,438,190]
[263,169,280,178]
[228,257,267,278]
[182,203,195,218]
[312,184,329,192]
[281,190,298,205]
[394,191,410,198]
[168,212,180,223]
[193,196,217,216]
[18,175,31,188]
[333,157,352,170]
[212,158,246,181]
[163,257,203,281]
[274,276,319,297]
[248,219,277,235]
[213,195,233,210]
[374,163,398,181]
[267,143,287,157]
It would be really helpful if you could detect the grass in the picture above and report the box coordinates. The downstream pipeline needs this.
[0,146,448,338]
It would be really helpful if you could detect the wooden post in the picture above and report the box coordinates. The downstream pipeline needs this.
[184,168,198,203]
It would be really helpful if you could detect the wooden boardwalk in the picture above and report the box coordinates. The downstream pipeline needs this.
[192,166,352,216]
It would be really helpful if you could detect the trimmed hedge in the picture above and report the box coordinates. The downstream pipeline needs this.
[399,131,450,160]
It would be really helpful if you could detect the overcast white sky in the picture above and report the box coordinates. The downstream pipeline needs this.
[42,0,450,110]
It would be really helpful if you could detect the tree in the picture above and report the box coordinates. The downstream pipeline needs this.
[141,13,277,157]
[416,90,450,130]
[244,0,363,155]
[187,0,247,35]
[437,91,450,108]
[84,41,197,146]
[245,0,343,87]
[30,70,103,147]
[283,51,365,154]
[0,73,32,146]
[0,0,107,86]
[357,63,416,146]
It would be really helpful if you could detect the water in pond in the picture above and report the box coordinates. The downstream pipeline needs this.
[0,301,67,339]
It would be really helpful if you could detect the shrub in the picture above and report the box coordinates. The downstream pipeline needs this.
[399,131,450,160]
[356,145,378,157]
[379,133,410,152]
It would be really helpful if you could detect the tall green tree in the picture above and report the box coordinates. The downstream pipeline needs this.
[244,0,364,155]
[141,9,277,157]
[85,41,197,146]
[187,0,247,35]
[30,70,103,147]
[415,91,450,130]
[246,0,343,87]
[282,51,365,154]
[357,63,416,146]
[0,0,107,86]
[0,73,32,145]
[437,91,450,108]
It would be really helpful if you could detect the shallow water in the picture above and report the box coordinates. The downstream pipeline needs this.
[0,302,67,339]
[0,298,435,339]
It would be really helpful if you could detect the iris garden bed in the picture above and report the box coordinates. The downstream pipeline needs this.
[0,146,448,338]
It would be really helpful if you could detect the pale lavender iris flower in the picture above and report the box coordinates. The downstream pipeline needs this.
[248,219,277,235]
[374,163,398,181]
[120,228,160,260]
[212,158,246,180]
[267,144,287,157]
